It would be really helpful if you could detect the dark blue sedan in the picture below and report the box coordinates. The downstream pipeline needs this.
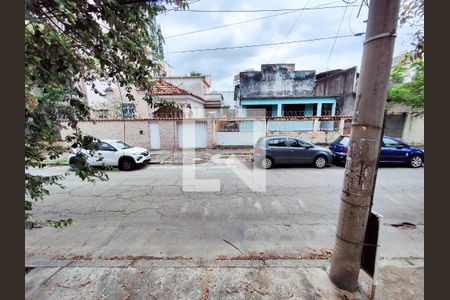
[329,135,424,168]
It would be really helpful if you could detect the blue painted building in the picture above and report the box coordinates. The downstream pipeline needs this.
[234,64,337,117]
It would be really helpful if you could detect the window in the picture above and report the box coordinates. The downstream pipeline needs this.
[268,138,287,147]
[96,109,108,119]
[334,136,350,146]
[382,137,401,148]
[108,140,133,150]
[121,103,136,118]
[287,138,301,147]
[98,142,116,151]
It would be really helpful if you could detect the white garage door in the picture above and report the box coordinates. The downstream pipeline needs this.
[177,121,208,148]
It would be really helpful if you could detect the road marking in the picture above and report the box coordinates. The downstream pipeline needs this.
[297,198,306,210]
[204,207,209,216]
[271,200,283,211]
[254,202,263,213]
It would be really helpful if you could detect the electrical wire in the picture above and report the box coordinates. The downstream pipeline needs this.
[167,33,360,54]
[268,0,313,63]
[166,10,302,39]
[168,4,359,13]
[348,2,356,34]
[165,1,351,39]
[325,4,349,70]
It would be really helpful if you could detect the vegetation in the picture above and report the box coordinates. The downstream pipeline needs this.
[190,71,202,76]
[388,55,424,116]
[25,0,187,228]
[399,0,424,59]
[387,1,424,116]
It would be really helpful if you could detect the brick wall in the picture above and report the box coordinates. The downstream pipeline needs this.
[61,120,151,150]
[158,120,178,150]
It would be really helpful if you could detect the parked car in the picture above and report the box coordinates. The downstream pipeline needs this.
[252,136,333,169]
[69,139,151,171]
[329,135,424,168]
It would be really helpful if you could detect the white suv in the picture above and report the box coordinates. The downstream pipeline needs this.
[69,139,151,171]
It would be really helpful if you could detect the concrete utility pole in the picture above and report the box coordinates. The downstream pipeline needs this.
[329,0,400,291]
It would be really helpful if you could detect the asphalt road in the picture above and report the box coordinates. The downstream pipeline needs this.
[26,162,424,261]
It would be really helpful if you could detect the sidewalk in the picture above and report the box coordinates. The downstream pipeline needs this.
[25,258,423,299]
[151,148,253,165]
[43,148,254,166]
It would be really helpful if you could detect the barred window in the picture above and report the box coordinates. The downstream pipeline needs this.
[121,103,136,118]
[96,109,108,119]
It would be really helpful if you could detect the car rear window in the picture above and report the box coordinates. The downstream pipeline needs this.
[334,136,350,146]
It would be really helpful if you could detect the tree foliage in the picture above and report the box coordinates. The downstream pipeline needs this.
[399,0,424,59]
[388,55,424,116]
[25,0,187,228]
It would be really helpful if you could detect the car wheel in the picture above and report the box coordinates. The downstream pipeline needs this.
[409,155,423,168]
[69,157,77,170]
[119,157,136,171]
[260,157,273,169]
[314,156,327,169]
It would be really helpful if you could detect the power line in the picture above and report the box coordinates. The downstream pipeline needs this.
[166,10,301,39]
[325,4,349,70]
[167,33,362,54]
[268,0,313,62]
[165,3,358,39]
[168,4,359,13]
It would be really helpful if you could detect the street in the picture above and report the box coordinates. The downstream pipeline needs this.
[26,162,424,261]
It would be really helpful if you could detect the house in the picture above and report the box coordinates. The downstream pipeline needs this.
[162,75,224,109]
[234,64,338,117]
[82,75,224,120]
[314,67,358,134]
[314,66,358,116]
[148,79,207,118]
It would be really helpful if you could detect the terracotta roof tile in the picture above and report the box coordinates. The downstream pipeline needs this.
[150,79,192,96]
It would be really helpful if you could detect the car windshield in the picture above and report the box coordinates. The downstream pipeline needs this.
[107,140,133,149]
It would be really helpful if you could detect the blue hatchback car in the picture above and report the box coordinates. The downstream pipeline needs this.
[329,135,424,168]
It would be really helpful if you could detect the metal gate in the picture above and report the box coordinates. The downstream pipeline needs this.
[384,114,406,139]
[149,122,161,150]
[177,121,208,148]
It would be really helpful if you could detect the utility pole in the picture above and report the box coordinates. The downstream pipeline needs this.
[329,0,400,291]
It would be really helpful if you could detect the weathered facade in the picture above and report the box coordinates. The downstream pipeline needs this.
[235,64,337,118]
[239,64,316,98]
[314,66,358,116]
[385,102,424,145]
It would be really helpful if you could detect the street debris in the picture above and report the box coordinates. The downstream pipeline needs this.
[216,249,333,261]
[390,222,417,229]
[50,254,193,261]
[222,239,244,255]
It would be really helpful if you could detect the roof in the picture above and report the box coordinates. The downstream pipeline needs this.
[149,79,204,102]
[316,66,357,81]
[162,75,211,87]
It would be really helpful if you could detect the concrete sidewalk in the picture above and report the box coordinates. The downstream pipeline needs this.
[25,258,423,300]
[43,148,254,166]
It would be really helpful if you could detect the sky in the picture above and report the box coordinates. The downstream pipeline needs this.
[157,0,417,98]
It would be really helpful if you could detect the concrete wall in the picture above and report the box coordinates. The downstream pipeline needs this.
[240,64,316,98]
[268,120,314,131]
[266,131,342,145]
[386,103,424,145]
